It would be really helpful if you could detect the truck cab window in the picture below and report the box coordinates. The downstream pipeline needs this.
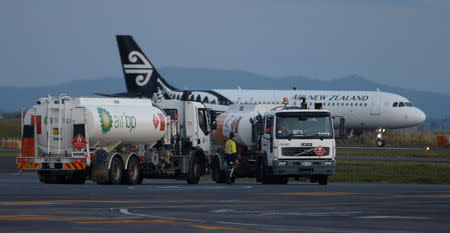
[164,109,178,120]
[265,117,273,135]
[198,108,209,135]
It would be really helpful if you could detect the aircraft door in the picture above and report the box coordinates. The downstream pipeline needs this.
[370,97,380,115]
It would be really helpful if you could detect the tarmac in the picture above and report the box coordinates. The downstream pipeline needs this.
[0,157,449,233]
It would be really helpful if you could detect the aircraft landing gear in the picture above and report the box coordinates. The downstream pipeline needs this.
[376,128,386,147]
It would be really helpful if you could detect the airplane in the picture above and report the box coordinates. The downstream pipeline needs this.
[106,35,427,147]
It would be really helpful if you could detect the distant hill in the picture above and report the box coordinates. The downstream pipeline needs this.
[0,67,449,129]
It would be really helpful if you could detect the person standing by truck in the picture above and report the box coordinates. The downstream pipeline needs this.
[224,132,238,184]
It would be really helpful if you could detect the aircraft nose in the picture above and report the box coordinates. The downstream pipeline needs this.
[414,108,426,125]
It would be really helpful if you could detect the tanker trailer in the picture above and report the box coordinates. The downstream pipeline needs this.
[211,101,336,185]
[17,95,210,184]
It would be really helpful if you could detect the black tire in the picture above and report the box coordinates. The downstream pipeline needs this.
[278,176,289,184]
[318,175,328,185]
[69,171,86,184]
[124,157,141,185]
[377,139,385,147]
[39,171,68,184]
[257,159,272,184]
[186,155,201,184]
[212,158,226,184]
[109,156,124,185]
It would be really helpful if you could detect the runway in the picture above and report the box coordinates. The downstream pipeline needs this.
[0,172,449,233]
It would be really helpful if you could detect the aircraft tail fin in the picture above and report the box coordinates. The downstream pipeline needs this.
[116,35,177,97]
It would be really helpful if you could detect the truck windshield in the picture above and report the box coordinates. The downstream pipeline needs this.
[275,112,333,139]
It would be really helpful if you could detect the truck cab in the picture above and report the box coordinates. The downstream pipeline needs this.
[257,108,336,185]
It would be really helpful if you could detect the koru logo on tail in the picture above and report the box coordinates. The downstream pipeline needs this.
[123,51,153,86]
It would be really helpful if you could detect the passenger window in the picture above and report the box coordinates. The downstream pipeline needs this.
[393,102,398,107]
[398,102,405,107]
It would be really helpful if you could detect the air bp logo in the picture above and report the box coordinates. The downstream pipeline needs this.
[97,108,112,134]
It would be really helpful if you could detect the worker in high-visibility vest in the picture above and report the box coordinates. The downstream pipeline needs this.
[225,131,238,165]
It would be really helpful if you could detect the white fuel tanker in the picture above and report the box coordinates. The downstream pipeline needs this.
[17,94,212,185]
[211,101,337,185]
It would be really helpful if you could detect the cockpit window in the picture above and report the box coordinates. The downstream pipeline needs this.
[405,102,413,107]
[398,102,405,107]
[393,102,398,107]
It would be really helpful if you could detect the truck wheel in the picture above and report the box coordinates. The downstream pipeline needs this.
[318,175,328,185]
[69,171,86,184]
[257,159,271,184]
[186,156,201,184]
[39,171,68,184]
[212,158,226,184]
[109,156,124,185]
[124,157,141,185]
[278,176,289,184]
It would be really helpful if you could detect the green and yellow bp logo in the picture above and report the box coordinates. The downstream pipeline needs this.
[97,108,112,134]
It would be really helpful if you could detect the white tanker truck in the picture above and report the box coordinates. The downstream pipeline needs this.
[210,100,337,185]
[17,94,212,184]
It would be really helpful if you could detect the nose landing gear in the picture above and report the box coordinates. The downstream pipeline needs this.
[376,128,386,147]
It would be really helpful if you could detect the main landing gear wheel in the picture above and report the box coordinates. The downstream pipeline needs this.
[377,139,385,147]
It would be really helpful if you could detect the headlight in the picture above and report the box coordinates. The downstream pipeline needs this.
[301,161,312,166]
[324,161,333,166]
[278,161,287,166]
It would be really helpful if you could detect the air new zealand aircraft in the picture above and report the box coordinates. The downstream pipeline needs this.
[102,35,426,146]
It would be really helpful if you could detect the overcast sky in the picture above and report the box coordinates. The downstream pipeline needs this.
[0,0,449,94]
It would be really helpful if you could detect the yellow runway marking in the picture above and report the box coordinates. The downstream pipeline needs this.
[192,225,251,231]
[0,214,100,221]
[0,200,136,205]
[75,219,184,224]
[76,219,251,231]
[259,192,359,196]
[395,195,450,198]
[117,200,450,210]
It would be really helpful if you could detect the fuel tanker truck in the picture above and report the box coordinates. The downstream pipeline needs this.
[210,100,336,185]
[16,94,212,184]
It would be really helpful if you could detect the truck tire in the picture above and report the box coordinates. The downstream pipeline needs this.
[275,176,289,185]
[212,157,226,184]
[257,159,272,184]
[124,157,141,185]
[69,171,86,184]
[318,175,328,185]
[39,171,68,184]
[109,156,124,185]
[186,155,201,184]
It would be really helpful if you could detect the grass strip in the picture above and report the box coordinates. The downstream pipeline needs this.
[330,160,450,184]
[337,148,450,158]
[0,152,18,157]
[0,119,20,138]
